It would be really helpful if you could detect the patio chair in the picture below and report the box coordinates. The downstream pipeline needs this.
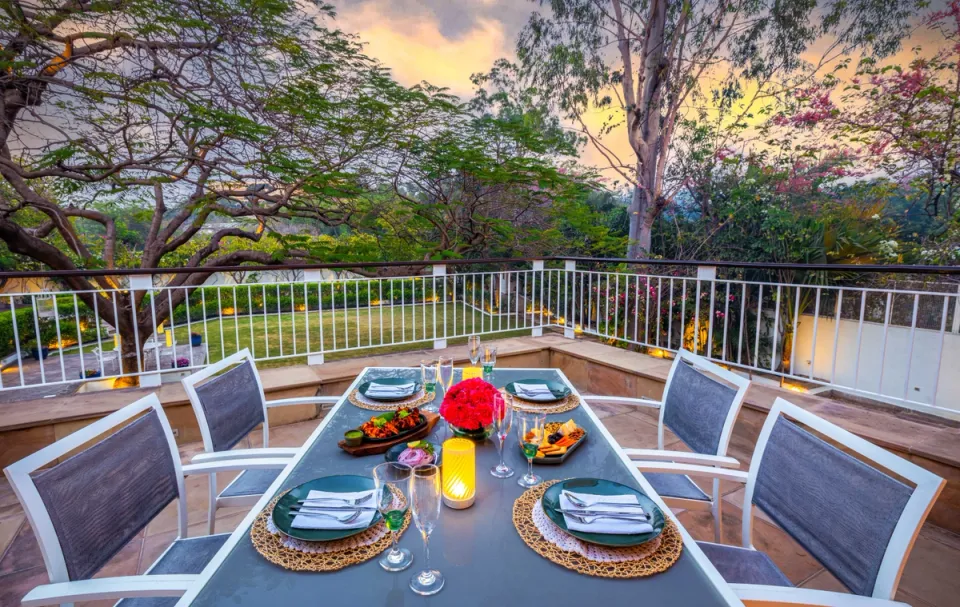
[583,348,750,542]
[181,348,342,533]
[634,397,945,607]
[3,393,291,607]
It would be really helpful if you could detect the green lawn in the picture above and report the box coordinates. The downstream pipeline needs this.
[168,302,531,368]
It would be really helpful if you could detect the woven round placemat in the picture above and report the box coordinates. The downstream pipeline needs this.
[503,390,581,414]
[512,480,683,578]
[251,486,411,572]
[348,388,436,411]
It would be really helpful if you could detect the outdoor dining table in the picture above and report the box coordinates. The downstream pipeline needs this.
[175,367,744,607]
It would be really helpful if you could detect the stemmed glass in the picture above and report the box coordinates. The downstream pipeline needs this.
[516,410,546,488]
[467,335,481,367]
[409,465,444,595]
[481,345,497,379]
[490,393,514,478]
[420,360,439,413]
[372,462,413,571]
[438,357,454,394]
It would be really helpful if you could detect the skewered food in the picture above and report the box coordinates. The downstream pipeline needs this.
[359,407,423,439]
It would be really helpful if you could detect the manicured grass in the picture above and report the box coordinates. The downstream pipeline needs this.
[168,302,532,368]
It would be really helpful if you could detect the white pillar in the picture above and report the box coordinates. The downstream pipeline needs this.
[308,353,325,365]
[563,260,576,339]
[531,261,545,336]
[303,268,324,282]
[696,266,717,281]
[433,265,448,349]
[128,275,163,386]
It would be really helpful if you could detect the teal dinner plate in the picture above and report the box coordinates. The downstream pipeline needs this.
[384,441,442,466]
[504,379,571,402]
[272,475,382,542]
[541,478,664,547]
[360,410,428,443]
[358,377,422,402]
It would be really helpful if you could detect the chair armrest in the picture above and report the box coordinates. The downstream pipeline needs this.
[191,448,298,464]
[633,461,750,484]
[265,396,342,408]
[732,585,911,607]
[622,449,741,469]
[582,395,662,409]
[21,575,196,607]
[181,457,292,476]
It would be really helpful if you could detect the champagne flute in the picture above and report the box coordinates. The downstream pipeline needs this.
[421,360,439,413]
[409,465,444,595]
[372,462,413,571]
[516,410,546,488]
[490,393,514,478]
[467,335,481,367]
[438,357,454,393]
[481,345,497,379]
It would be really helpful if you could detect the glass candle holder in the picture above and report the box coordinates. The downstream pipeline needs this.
[441,438,476,509]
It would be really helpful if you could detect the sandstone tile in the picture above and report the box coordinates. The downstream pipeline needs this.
[0,565,48,607]
[0,515,25,560]
[897,523,960,607]
[0,521,44,577]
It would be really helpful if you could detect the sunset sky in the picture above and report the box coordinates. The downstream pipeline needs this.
[332,0,950,175]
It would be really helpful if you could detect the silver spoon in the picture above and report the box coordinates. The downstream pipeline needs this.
[299,493,373,506]
[566,512,650,525]
[564,494,645,510]
[291,510,363,524]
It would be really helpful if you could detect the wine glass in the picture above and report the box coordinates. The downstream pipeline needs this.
[421,360,439,413]
[516,410,546,488]
[481,345,497,379]
[372,462,413,571]
[467,335,481,367]
[438,357,454,393]
[409,465,444,595]
[490,393,514,478]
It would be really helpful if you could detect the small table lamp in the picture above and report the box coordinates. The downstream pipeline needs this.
[442,438,476,509]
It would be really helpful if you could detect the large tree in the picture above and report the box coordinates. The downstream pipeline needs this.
[504,0,925,257]
[0,0,432,377]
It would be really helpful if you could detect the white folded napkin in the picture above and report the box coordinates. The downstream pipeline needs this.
[366,382,415,396]
[514,383,556,401]
[290,489,377,530]
[559,490,653,535]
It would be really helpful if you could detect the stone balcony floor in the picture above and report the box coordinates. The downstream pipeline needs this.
[2,405,959,606]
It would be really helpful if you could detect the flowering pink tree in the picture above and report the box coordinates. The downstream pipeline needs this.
[773,2,960,222]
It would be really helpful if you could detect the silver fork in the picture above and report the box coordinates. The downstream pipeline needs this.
[566,512,650,525]
[564,494,645,510]
[299,493,373,506]
[291,510,363,524]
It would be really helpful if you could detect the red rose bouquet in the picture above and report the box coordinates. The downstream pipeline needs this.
[439,378,498,430]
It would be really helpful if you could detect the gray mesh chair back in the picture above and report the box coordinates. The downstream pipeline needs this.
[752,416,915,596]
[662,360,738,454]
[29,409,180,580]
[193,359,265,451]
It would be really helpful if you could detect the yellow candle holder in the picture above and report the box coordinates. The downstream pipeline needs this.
[441,438,476,509]
[164,328,173,348]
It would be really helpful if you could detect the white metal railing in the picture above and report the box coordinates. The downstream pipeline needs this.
[0,261,957,418]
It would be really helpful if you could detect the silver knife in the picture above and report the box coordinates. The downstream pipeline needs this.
[560,508,650,519]
[290,505,378,512]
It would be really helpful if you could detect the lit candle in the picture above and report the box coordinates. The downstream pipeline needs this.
[442,438,476,509]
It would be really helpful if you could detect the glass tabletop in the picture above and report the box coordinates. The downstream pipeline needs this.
[181,367,740,607]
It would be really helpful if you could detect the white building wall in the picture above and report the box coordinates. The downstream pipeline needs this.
[793,314,960,414]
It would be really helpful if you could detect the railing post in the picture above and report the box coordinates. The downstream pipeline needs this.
[952,284,960,334]
[564,260,576,339]
[696,265,717,281]
[531,260,544,337]
[303,269,325,365]
[432,264,448,350]
[129,275,162,387]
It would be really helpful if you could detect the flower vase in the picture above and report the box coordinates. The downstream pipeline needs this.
[450,423,494,441]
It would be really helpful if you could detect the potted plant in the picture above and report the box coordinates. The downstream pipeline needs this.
[190,332,203,347]
[172,356,190,369]
[80,368,101,379]
[439,378,498,440]
[25,340,49,360]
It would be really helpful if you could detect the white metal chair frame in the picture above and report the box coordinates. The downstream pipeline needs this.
[584,348,750,543]
[635,397,945,607]
[181,348,341,533]
[3,393,292,607]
